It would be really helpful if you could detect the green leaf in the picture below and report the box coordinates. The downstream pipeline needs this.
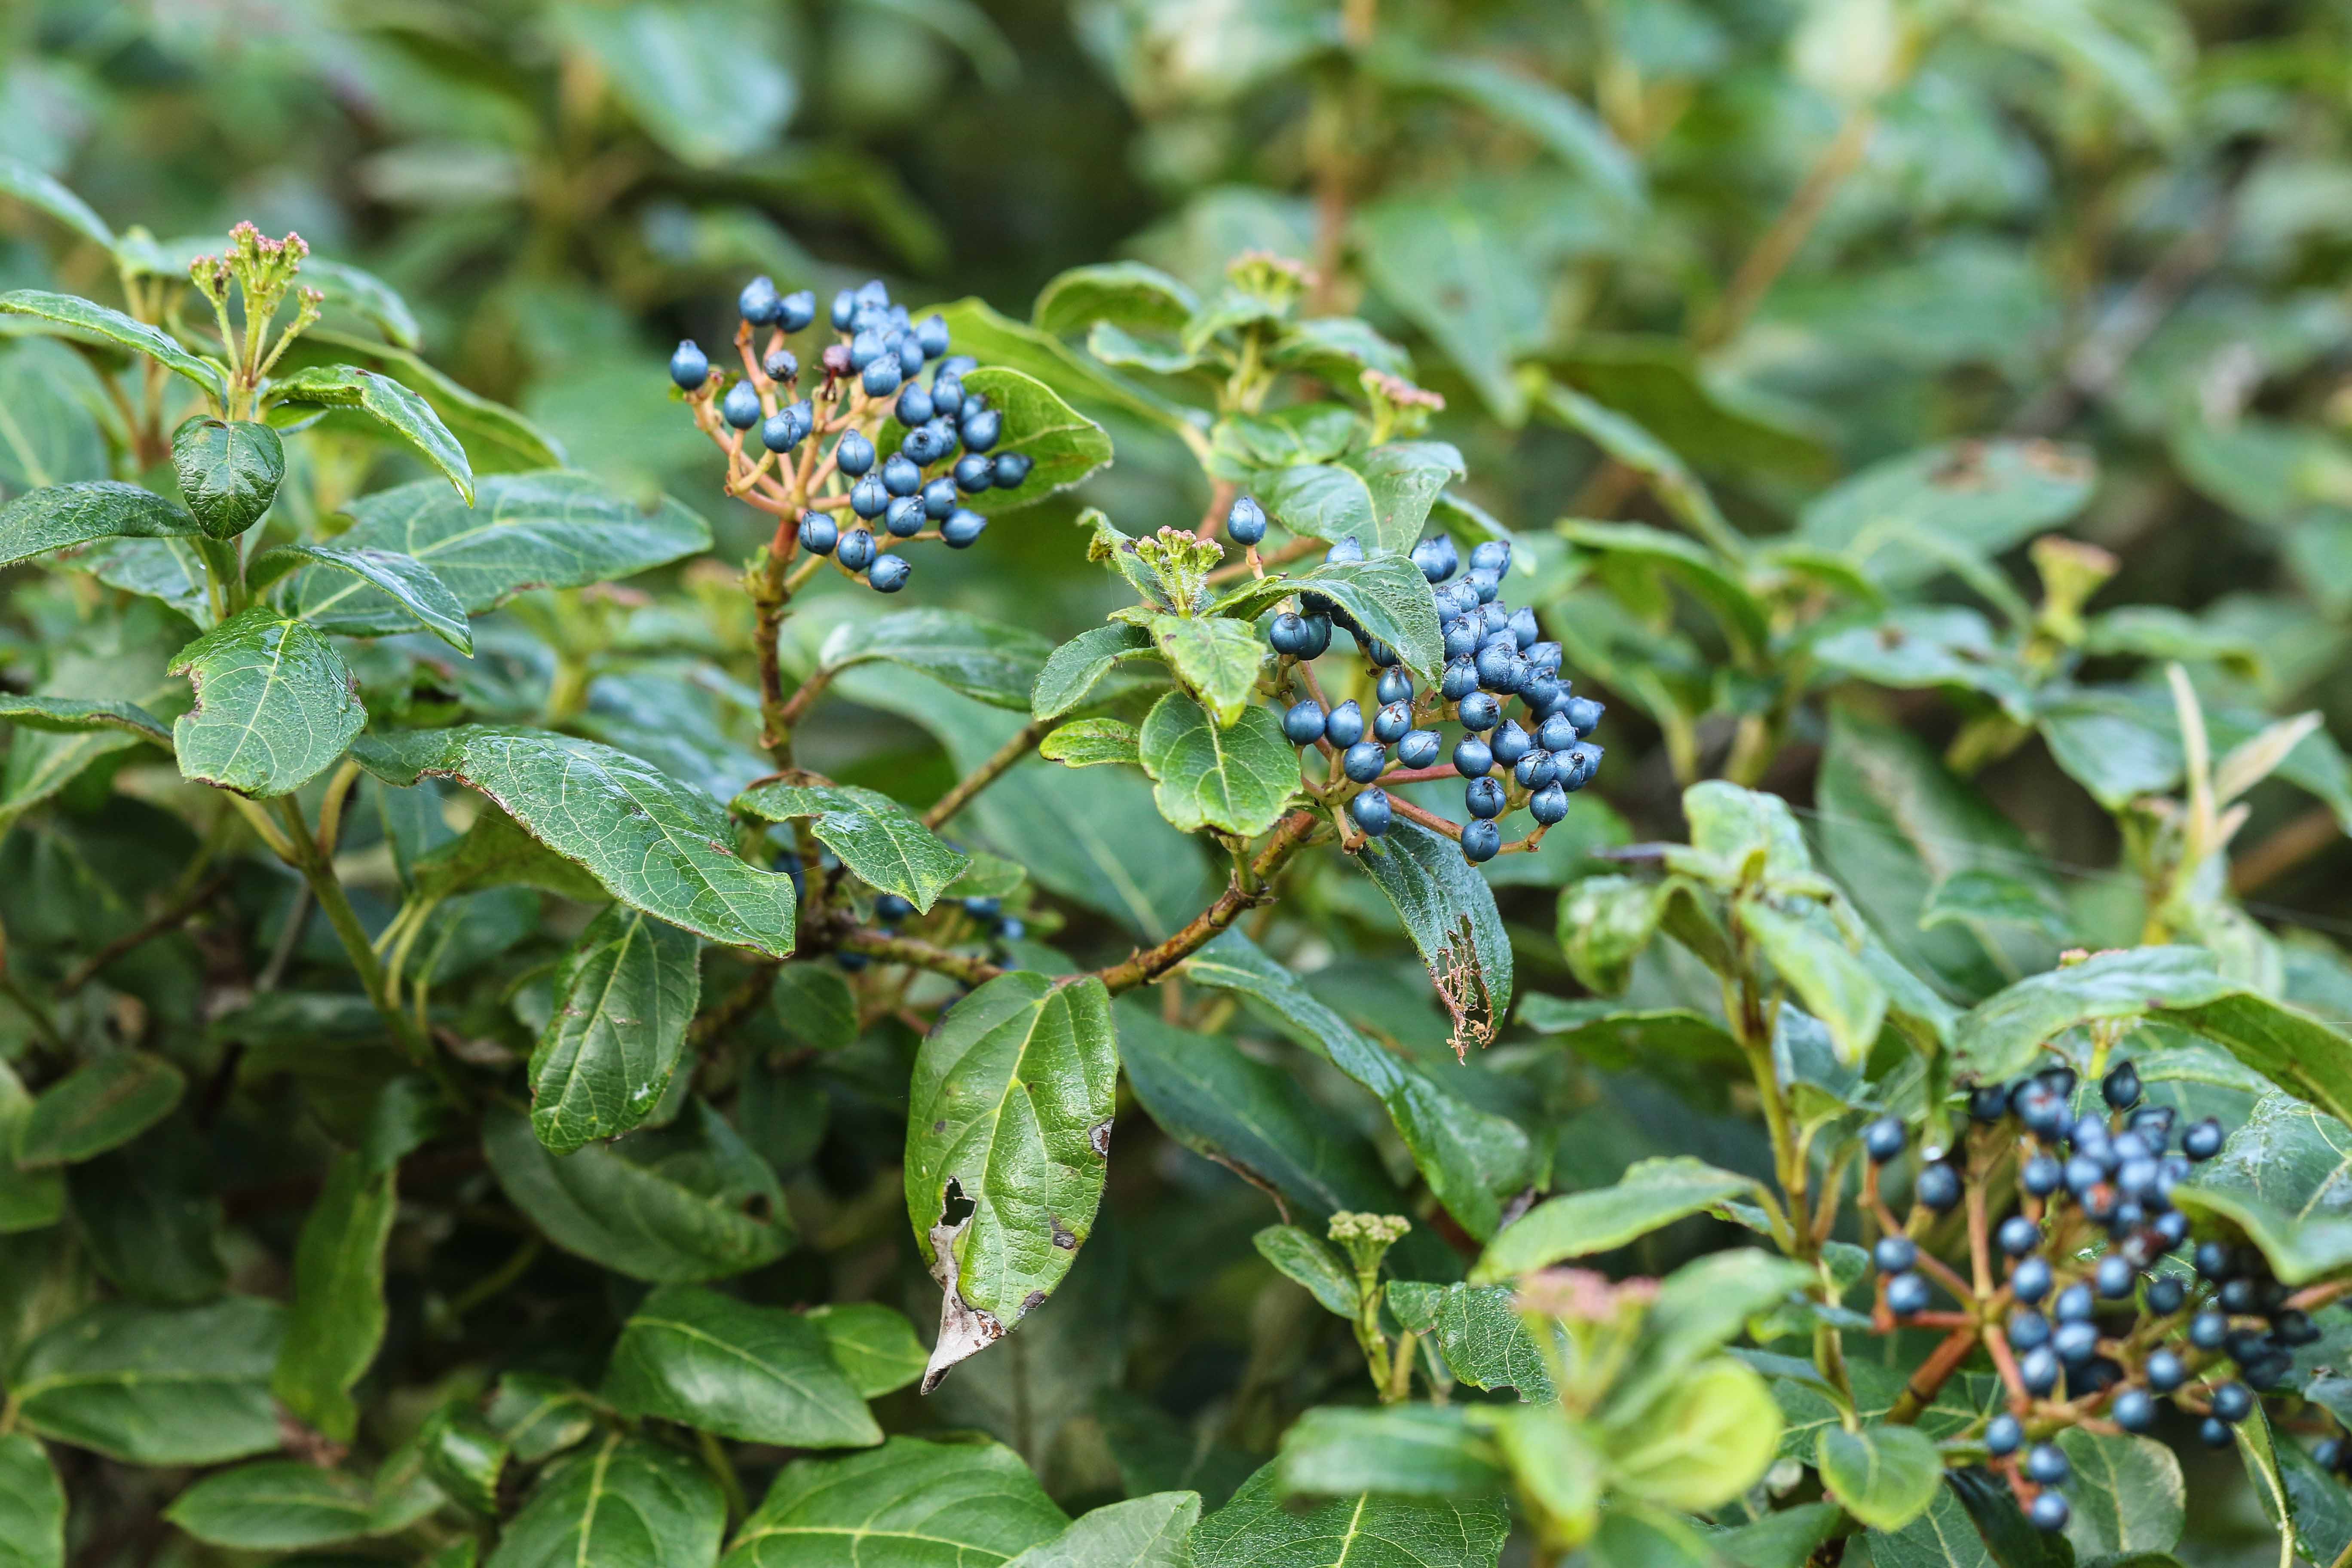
[1386,1281,1554,1401]
[0,693,172,749]
[1740,899,1888,1066]
[1183,929,1535,1240]
[299,328,568,471]
[722,1436,1070,1568]
[1921,870,2071,942]
[1355,818,1513,1054]
[163,1460,437,1550]
[69,537,211,622]
[484,1099,795,1282]
[266,361,474,502]
[603,1283,881,1448]
[167,606,364,798]
[1482,1406,1607,1549]
[1210,554,1447,683]
[0,289,226,402]
[1684,779,1815,878]
[552,0,793,167]
[1136,693,1297,836]
[255,541,472,652]
[1556,876,1675,995]
[1003,1493,1202,1568]
[818,607,1053,710]
[733,780,971,912]
[350,726,798,957]
[1254,444,1466,559]
[13,1051,184,1169]
[1364,52,1642,205]
[906,972,1118,1390]
[1517,996,1741,1069]
[1192,1462,1509,1568]
[410,805,609,904]
[934,296,1208,443]
[1041,718,1140,769]
[0,156,114,249]
[1278,1405,1506,1498]
[1810,606,2037,722]
[487,1434,725,1568]
[10,1296,285,1464]
[2055,1429,2184,1557]
[0,1066,61,1234]
[487,1372,604,1463]
[1816,1424,1944,1532]
[1799,439,2096,589]
[0,1433,62,1568]
[1354,198,1544,425]
[1035,261,1199,338]
[805,1303,928,1398]
[301,259,422,349]
[0,480,203,567]
[1253,1225,1360,1318]
[1266,317,1413,383]
[169,417,282,540]
[1143,612,1265,727]
[1946,1467,2076,1568]
[271,1149,396,1444]
[2174,1094,2352,1284]
[1541,390,1735,560]
[959,366,1114,514]
[1610,1356,1783,1510]
[771,962,860,1052]
[1033,622,1158,719]
[419,1403,510,1516]
[1562,519,1768,661]
[1471,1157,1760,1283]
[64,1128,224,1303]
[529,905,703,1153]
[1860,1484,1991,1568]
[0,340,107,495]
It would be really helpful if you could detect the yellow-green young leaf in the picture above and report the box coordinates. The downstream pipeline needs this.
[0,693,173,747]
[418,1403,509,1516]
[1137,693,1297,837]
[350,726,797,957]
[11,1297,286,1465]
[1004,1493,1202,1568]
[1600,1250,1817,1426]
[253,541,471,652]
[1608,1356,1782,1511]
[1032,622,1158,718]
[169,607,365,799]
[1683,779,1815,879]
[0,1432,64,1568]
[1356,817,1514,1055]
[272,1151,395,1445]
[484,1100,794,1283]
[13,1051,184,1169]
[805,1303,928,1399]
[723,1437,1070,1568]
[1041,717,1140,769]
[733,780,971,913]
[819,608,1054,711]
[905,972,1118,1392]
[1252,1226,1360,1318]
[603,1284,881,1448]
[1816,1424,1943,1532]
[1472,1158,1761,1284]
[1740,899,1887,1066]
[266,361,473,502]
[1191,1461,1510,1568]
[162,1460,439,1550]
[486,1435,724,1568]
[958,365,1114,514]
[1277,1406,1506,1498]
[0,289,227,402]
[169,416,282,539]
[1144,612,1264,727]
[529,905,702,1153]
[0,480,204,568]
[1387,1282,1554,1401]
[292,471,705,634]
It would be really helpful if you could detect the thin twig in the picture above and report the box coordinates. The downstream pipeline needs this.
[60,871,232,996]
[924,721,1045,832]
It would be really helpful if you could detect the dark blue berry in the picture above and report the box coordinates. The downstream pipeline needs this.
[2054,1283,2094,1323]
[1444,620,1481,660]
[2212,1381,2253,1422]
[2102,1060,2141,1109]
[1340,739,1388,784]
[1473,640,1518,691]
[2009,1310,2051,1351]
[896,383,935,426]
[1999,1216,2041,1256]
[837,527,877,572]
[1516,750,1558,790]
[2013,1256,2053,1304]
[2054,1321,2099,1365]
[881,453,921,496]
[1376,669,1414,706]
[1529,784,1568,824]
[798,511,837,555]
[1282,701,1327,747]
[1564,695,1605,734]
[1886,1272,1932,1316]
[2096,1255,2136,1299]
[896,336,925,375]
[780,289,817,331]
[2319,1439,2346,1472]
[1299,616,1332,657]
[1460,821,1501,862]
[930,375,963,416]
[2113,1388,2156,1432]
[885,496,925,537]
[1465,778,1506,819]
[849,329,885,370]
[1465,568,1500,604]
[2022,1155,2062,1197]
[1349,788,1391,836]
[962,408,1002,453]
[2194,1241,2234,1280]
[2019,1346,2060,1395]
[2028,1494,2070,1533]
[996,916,1026,943]
[2025,1443,2069,1485]
[739,275,782,324]
[963,897,1001,919]
[2189,1311,2229,1350]
[670,340,710,389]
[2220,1278,2258,1314]
[862,358,901,396]
[722,380,763,429]
[1864,1116,1905,1164]
[2147,1348,2186,1391]
[941,510,986,549]
[1228,496,1268,545]
[1507,606,1540,649]
[1359,636,1398,668]
[762,410,805,453]
[836,951,869,972]
[2145,1277,2185,1315]
[874,892,913,922]
[1560,741,1603,790]
[922,477,959,519]
[830,289,857,330]
[850,475,888,519]
[2279,1308,2321,1346]
[1874,1236,1917,1274]
[1491,720,1531,767]
[1270,614,1314,657]
[1325,536,1365,565]
[955,452,995,492]
[1374,702,1411,744]
[2184,1119,2224,1161]
[1468,539,1511,575]
[1324,700,1364,747]
[992,453,1032,489]
[2014,1081,2067,1137]
[1412,535,1459,582]
[2199,1417,2233,1448]
[1441,657,1479,701]
[1398,730,1442,769]
[1458,692,1501,731]
[836,431,876,476]
[1986,1413,2023,1455]
[1971,1084,2012,1122]
[1453,735,1493,778]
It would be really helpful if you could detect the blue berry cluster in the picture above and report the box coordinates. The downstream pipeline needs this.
[1240,496,1604,865]
[671,277,1033,595]
[1864,1059,2306,1531]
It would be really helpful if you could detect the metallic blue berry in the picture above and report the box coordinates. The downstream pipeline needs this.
[1376,669,1414,706]
[1374,702,1412,744]
[1491,721,1531,767]
[2025,1443,2069,1485]
[2054,1283,2094,1323]
[1444,620,1481,660]
[780,289,816,331]
[669,340,710,389]
[914,313,950,357]
[2184,1119,2224,1160]
[1460,820,1501,862]
[2053,1321,2099,1365]
[2019,1346,2060,1395]
[2008,1310,2050,1351]
[1886,1271,1931,1316]
[1465,568,1500,604]
[2095,1254,2136,1299]
[1398,730,1441,769]
[1412,535,1459,582]
[722,380,762,429]
[849,329,885,370]
[2147,1349,2186,1391]
[1864,1117,1905,1163]
[850,475,888,519]
[2013,1256,2053,1304]
[2146,1277,2185,1314]
[830,289,857,330]
[836,431,875,476]
[1559,741,1603,791]
[836,527,877,571]
[2213,1381,2253,1422]
[885,496,925,537]
[1999,1216,2040,1256]
[922,477,959,519]
[896,383,935,426]
[941,509,986,549]
[868,553,911,593]
[1325,700,1365,747]
[930,375,964,417]
[1282,701,1327,746]
[1529,784,1568,824]
[1299,615,1332,657]
[1350,787,1391,836]
[1917,1163,1961,1212]
[1441,657,1479,701]
[761,410,804,453]
[897,335,925,375]
[882,453,922,496]
[993,453,1032,489]
[1507,606,1540,649]
[797,511,837,555]
[2113,1388,2156,1432]
[1458,692,1501,731]
[961,407,1002,452]
[2022,1155,2062,1197]
[1564,695,1605,734]
[2190,1311,2228,1350]
[1465,778,1506,819]
[1344,741,1387,784]
[1469,539,1511,575]
[1985,1413,2023,1455]
[1228,496,1268,545]
[1874,1236,1917,1273]
[739,275,782,323]
[1516,750,1557,790]
[2028,1494,2069,1533]
[862,357,901,396]
[1453,736,1493,778]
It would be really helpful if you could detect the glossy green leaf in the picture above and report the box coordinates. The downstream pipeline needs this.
[0,157,114,248]
[0,693,173,748]
[1136,693,1298,836]
[267,361,473,501]
[2055,1428,2184,1556]
[0,289,226,402]
[1471,1157,1760,1283]
[1253,1225,1360,1317]
[487,1434,724,1568]
[1386,1281,1554,1401]
[819,608,1053,711]
[1862,1483,1992,1568]
[168,606,364,798]
[1816,1424,1942,1533]
[1254,443,1465,558]
[1355,818,1513,1055]
[1143,612,1264,726]
[298,328,568,471]
[1798,438,2095,588]
[1277,1405,1506,1498]
[0,480,203,568]
[1034,261,1198,337]
[734,780,971,912]
[722,1435,1070,1568]
[69,536,211,622]
[256,540,471,652]
[484,1100,794,1282]
[1810,606,2037,722]
[272,1149,396,1444]
[1610,1356,1783,1511]
[905,972,1117,1390]
[1516,996,1741,1069]
[603,1284,881,1448]
[168,416,282,539]
[419,1403,510,1516]
[530,905,703,1153]
[350,726,797,956]
[1032,622,1158,718]
[0,1432,63,1568]
[1003,1492,1201,1568]
[487,1372,604,1463]
[163,1460,438,1550]
[1210,554,1447,683]
[10,1296,285,1464]
[2174,1093,2352,1284]
[295,471,706,633]
[959,366,1113,514]
[1191,1462,1509,1568]
[1041,717,1140,768]
[805,1302,928,1398]
[933,296,1207,441]
[13,1051,184,1169]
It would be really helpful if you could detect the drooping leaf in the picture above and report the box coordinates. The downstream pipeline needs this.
[1003,1492,1202,1568]
[1253,1225,1360,1317]
[0,157,114,249]
[1041,718,1141,769]
[0,693,173,748]
[0,1432,64,1568]
[266,361,474,501]
[296,328,568,471]
[1033,622,1159,718]
[169,417,283,539]
[529,905,703,1153]
[1816,1424,1943,1532]
[271,1150,396,1445]
[254,541,472,652]
[1136,693,1298,836]
[905,972,1118,1390]
[0,480,203,567]
[602,1284,881,1448]
[1354,818,1513,1055]
[734,780,971,912]
[1470,1158,1761,1283]
[721,1436,1070,1568]
[805,1303,929,1399]
[1277,1404,1507,1499]
[168,607,365,798]
[163,1461,438,1550]
[1740,898,1887,1066]
[1035,261,1198,337]
[1142,612,1265,726]
[959,366,1114,514]
[300,258,423,349]
[1798,438,2096,588]
[486,1434,725,1568]
[9,1297,286,1465]
[13,1051,184,1169]
[1559,518,1765,655]
[818,608,1054,711]
[1191,1462,1510,1568]
[350,726,798,957]
[0,289,227,402]
[1386,1281,1555,1400]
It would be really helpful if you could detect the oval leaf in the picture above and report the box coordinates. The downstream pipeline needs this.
[1816,1424,1944,1533]
[602,1284,882,1449]
[957,365,1113,514]
[0,480,203,568]
[266,362,473,502]
[256,541,472,652]
[1136,693,1297,837]
[14,1051,184,1169]
[733,781,971,913]
[530,905,703,1153]
[169,607,365,799]
[486,1435,724,1568]
[170,417,283,539]
[11,1297,285,1465]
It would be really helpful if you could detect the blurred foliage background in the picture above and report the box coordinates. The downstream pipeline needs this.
[9,0,2352,1558]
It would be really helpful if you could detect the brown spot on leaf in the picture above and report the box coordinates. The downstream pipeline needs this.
[1022,1290,1047,1313]
[1088,1118,1114,1158]
[1051,1218,1077,1250]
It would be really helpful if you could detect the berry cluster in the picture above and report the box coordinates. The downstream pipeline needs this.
[1862,1058,2316,1531]
[1236,496,1604,864]
[774,847,1027,973]
[671,276,1032,594]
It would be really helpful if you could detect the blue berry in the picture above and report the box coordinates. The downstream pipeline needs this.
[1349,787,1391,836]
[1886,1272,1931,1316]
[941,509,987,549]
[1412,534,1459,582]
[1376,668,1414,706]
[1491,721,1531,767]
[2028,1494,2070,1533]
[1324,700,1365,747]
[836,431,876,476]
[1441,657,1480,701]
[1985,1413,2023,1455]
[874,892,914,922]
[2054,1283,2094,1323]
[780,289,817,331]
[896,383,935,426]
[1971,1085,2012,1123]
[2319,1439,2346,1471]
[1874,1236,1917,1273]
[1460,821,1501,862]
[2213,1381,2253,1422]
[2184,1118,2224,1160]
[951,452,992,492]
[836,527,877,572]
[930,376,964,417]
[830,289,857,330]
[670,340,710,389]
[1465,568,1501,604]
[897,336,925,375]
[1298,616,1332,657]
[1516,750,1558,790]
[2145,1277,2185,1314]
[962,408,1002,452]
[2019,1346,2061,1396]
[1507,606,1540,649]
[797,511,837,555]
[882,453,922,496]
[914,313,950,357]
[1465,778,1506,819]
[739,275,782,324]
[1360,636,1399,668]
[2012,1256,2053,1304]
[2014,1081,2067,1137]
[2021,1155,2063,1197]
[850,475,888,519]
[2146,1348,2186,1391]
[1398,730,1442,769]
[1999,1216,2041,1256]
[1343,741,1387,783]
[938,353,977,378]
[1559,741,1603,791]
[1469,539,1511,575]
[1917,1163,1962,1212]
[1374,702,1412,744]
[761,410,805,453]
[2025,1443,2069,1485]
[1529,784,1568,824]
[1325,536,1365,565]
[1454,736,1493,778]
[1282,701,1327,746]
[1444,620,1481,660]
[1864,1116,1905,1164]
[862,357,901,396]
[2064,1156,2105,1197]
[2102,1060,2142,1109]
[922,476,959,519]
[1458,692,1501,731]
[722,380,763,429]
[1537,713,1577,752]
[1522,674,1565,717]
[2189,1311,2229,1350]
[2053,1321,2099,1365]
[2194,1241,2233,1279]
[2008,1310,2051,1351]
[849,329,886,370]
[1229,497,1268,545]
[996,917,1026,943]
[2221,1277,2258,1313]
[836,950,869,972]
[1473,641,1519,691]
[1271,615,1314,657]
[2096,1254,2136,1299]
[1564,695,1605,734]
[885,496,925,538]
[2200,1417,2233,1449]
[2113,1388,2156,1432]
[963,897,1002,919]
[993,453,1032,489]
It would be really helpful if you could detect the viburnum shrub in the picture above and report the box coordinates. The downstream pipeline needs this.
[8,151,2352,1568]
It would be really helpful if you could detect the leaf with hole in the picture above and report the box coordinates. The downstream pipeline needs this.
[169,607,364,798]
